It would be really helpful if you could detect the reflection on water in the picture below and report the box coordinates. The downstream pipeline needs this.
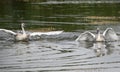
[78,41,107,57]
[78,40,120,57]
[93,42,107,57]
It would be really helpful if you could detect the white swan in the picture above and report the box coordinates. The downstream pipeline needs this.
[76,28,119,42]
[0,23,63,41]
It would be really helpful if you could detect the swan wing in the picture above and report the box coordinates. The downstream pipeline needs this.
[0,29,16,35]
[30,31,63,37]
[103,28,119,41]
[76,31,95,41]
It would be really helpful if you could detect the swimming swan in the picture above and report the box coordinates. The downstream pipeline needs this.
[76,28,119,42]
[0,23,63,41]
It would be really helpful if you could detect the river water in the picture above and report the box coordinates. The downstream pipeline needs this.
[0,1,120,72]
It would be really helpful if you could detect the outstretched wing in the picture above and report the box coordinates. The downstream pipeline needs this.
[30,31,63,37]
[0,29,16,35]
[103,28,119,41]
[76,31,95,42]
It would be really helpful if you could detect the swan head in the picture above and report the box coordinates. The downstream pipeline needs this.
[21,23,25,27]
[96,28,100,34]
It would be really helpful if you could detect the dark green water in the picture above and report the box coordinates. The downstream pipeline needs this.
[0,1,120,72]
[0,1,120,31]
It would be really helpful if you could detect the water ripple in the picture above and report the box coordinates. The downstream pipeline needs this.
[0,32,120,72]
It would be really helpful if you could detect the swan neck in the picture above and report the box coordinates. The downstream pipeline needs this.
[97,29,99,34]
[96,28,101,38]
[21,24,26,34]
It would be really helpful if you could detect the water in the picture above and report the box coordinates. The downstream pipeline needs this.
[0,33,120,72]
[0,1,120,72]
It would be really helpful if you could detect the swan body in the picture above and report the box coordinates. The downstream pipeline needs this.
[95,28,105,41]
[76,28,119,42]
[0,23,63,41]
[15,33,29,41]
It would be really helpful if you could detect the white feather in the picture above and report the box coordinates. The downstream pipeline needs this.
[76,31,95,41]
[30,31,63,37]
[103,28,119,41]
[0,29,16,35]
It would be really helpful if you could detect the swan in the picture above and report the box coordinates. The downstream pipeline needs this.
[0,23,63,41]
[76,28,119,42]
